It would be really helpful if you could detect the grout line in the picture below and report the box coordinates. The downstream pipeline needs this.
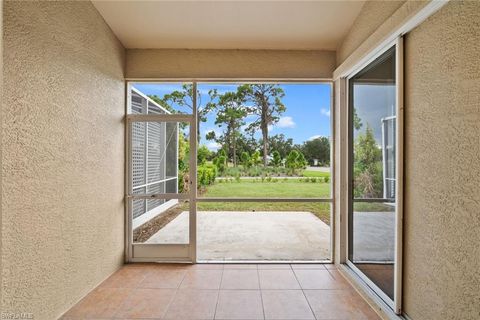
[291,267,318,320]
[112,267,150,319]
[212,266,224,319]
[256,266,267,320]
[152,267,187,319]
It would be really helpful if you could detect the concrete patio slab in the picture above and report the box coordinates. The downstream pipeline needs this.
[352,212,395,262]
[146,211,331,261]
[144,211,394,262]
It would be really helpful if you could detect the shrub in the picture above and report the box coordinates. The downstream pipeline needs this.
[240,151,252,169]
[251,150,262,166]
[197,145,211,165]
[270,150,282,167]
[213,155,227,174]
[197,164,217,188]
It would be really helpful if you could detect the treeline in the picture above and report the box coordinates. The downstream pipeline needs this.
[149,84,330,168]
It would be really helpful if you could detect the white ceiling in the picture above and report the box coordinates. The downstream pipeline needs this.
[92,1,365,50]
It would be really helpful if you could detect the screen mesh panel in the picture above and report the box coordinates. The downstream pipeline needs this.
[130,87,179,220]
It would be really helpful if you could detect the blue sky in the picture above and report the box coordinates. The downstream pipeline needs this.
[133,83,332,151]
[353,84,396,143]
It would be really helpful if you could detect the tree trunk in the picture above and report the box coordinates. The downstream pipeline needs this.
[197,118,201,143]
[262,128,268,166]
[261,104,269,167]
[233,138,237,167]
[231,121,237,167]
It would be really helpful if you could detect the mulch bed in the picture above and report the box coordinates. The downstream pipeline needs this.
[133,204,185,243]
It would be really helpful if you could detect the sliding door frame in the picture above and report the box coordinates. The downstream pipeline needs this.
[344,37,404,313]
[125,79,335,263]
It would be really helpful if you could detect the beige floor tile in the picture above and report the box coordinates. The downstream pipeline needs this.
[257,264,291,270]
[99,267,147,288]
[189,263,225,270]
[304,289,380,319]
[62,287,129,318]
[324,263,338,270]
[294,269,349,290]
[258,269,300,289]
[164,289,219,319]
[180,269,223,289]
[261,290,314,320]
[215,290,264,320]
[138,268,187,289]
[224,264,258,269]
[221,269,260,290]
[291,264,327,270]
[327,269,352,288]
[115,288,175,319]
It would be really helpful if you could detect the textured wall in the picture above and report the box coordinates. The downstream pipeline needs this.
[126,49,336,79]
[334,0,429,77]
[403,2,480,319]
[2,1,125,319]
[336,0,405,65]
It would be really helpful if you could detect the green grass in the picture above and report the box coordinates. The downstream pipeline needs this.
[353,202,395,212]
[204,180,330,198]
[302,170,331,178]
[197,180,331,224]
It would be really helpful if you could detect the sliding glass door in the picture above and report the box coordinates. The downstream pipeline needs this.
[347,39,403,313]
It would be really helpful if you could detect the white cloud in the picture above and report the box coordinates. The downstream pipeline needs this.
[308,135,329,141]
[276,116,296,128]
[320,108,331,117]
[206,141,221,151]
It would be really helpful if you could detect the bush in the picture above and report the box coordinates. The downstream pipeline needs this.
[251,150,262,166]
[240,151,252,169]
[213,155,227,174]
[270,150,282,167]
[197,164,217,188]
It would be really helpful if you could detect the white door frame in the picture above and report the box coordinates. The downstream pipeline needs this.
[343,37,403,313]
[125,80,335,263]
[125,83,198,263]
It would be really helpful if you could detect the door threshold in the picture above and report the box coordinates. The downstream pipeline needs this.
[196,260,332,264]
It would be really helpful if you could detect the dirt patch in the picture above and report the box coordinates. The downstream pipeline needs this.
[133,204,186,243]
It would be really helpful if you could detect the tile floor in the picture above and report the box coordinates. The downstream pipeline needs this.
[61,263,380,320]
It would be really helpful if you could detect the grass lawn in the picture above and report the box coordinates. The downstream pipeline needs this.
[302,170,331,178]
[203,180,330,198]
[197,180,331,224]
[353,202,395,212]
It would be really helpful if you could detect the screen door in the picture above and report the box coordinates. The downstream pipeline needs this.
[126,85,197,262]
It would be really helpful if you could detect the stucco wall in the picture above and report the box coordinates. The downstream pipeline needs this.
[2,1,125,319]
[334,1,480,318]
[126,49,336,79]
[334,0,430,78]
[403,2,480,319]
[336,0,405,65]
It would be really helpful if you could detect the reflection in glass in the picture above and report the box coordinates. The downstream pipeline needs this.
[348,47,396,300]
